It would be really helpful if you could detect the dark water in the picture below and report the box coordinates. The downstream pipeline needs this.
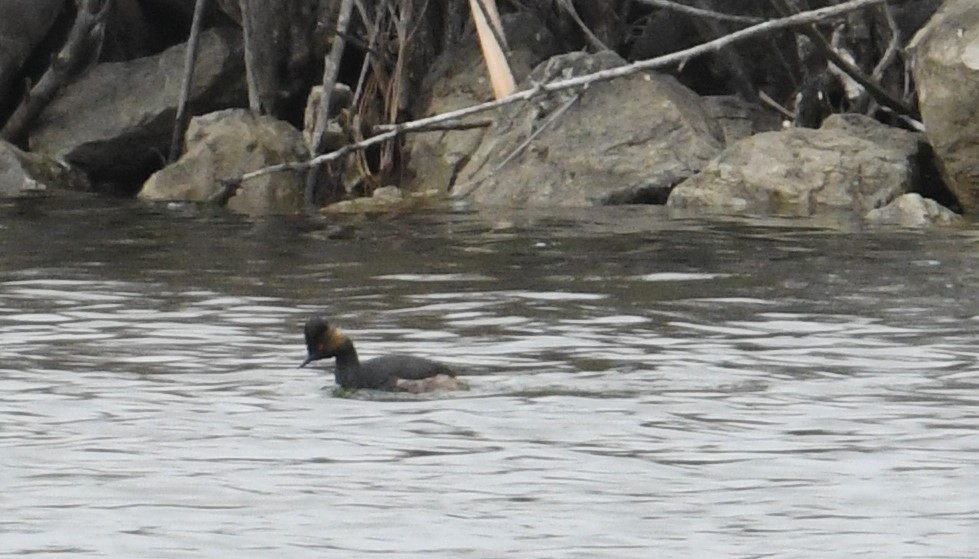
[1,196,977,558]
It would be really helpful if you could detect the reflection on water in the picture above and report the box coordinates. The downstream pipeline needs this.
[1,198,978,558]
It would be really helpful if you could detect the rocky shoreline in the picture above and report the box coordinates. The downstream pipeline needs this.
[1,0,972,228]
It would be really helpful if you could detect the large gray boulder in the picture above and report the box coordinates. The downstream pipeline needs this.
[458,50,722,207]
[909,0,979,213]
[702,95,782,146]
[667,115,922,217]
[403,14,561,194]
[29,27,246,179]
[0,0,65,107]
[820,113,921,154]
[140,109,305,215]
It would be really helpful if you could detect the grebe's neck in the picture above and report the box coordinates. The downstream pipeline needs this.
[333,338,361,382]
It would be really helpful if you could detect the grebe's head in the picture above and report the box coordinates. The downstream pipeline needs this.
[300,317,348,367]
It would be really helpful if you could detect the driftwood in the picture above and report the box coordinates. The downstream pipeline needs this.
[0,0,112,142]
[168,0,208,162]
[220,0,888,191]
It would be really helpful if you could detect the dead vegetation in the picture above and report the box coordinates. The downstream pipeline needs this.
[0,0,934,199]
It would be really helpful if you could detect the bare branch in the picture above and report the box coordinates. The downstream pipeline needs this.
[351,2,382,107]
[758,90,794,119]
[871,2,900,82]
[168,0,208,162]
[310,0,355,156]
[556,0,610,51]
[637,0,764,25]
[771,0,916,119]
[1,0,112,142]
[372,118,492,133]
[304,0,355,205]
[490,93,580,176]
[224,0,888,188]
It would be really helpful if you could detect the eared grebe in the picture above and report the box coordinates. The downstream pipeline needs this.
[300,317,464,393]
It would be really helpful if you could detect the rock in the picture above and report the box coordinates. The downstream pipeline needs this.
[217,1,320,115]
[214,0,337,60]
[821,113,921,154]
[459,50,722,207]
[865,193,961,228]
[370,185,403,203]
[100,0,155,62]
[824,113,958,211]
[909,0,979,213]
[321,186,445,214]
[702,95,783,145]
[29,27,246,182]
[139,109,306,215]
[404,13,561,194]
[0,140,89,198]
[0,0,65,106]
[667,118,919,216]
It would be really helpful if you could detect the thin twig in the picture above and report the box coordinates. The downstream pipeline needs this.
[771,0,915,118]
[871,2,899,82]
[372,118,492,133]
[352,5,383,107]
[637,0,764,25]
[225,0,888,187]
[491,94,580,175]
[381,0,409,172]
[556,0,609,51]
[758,89,794,120]
[169,0,207,162]
[310,0,355,156]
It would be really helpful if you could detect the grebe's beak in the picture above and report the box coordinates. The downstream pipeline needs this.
[300,348,328,367]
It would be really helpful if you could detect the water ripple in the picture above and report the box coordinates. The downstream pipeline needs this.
[1,207,978,558]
